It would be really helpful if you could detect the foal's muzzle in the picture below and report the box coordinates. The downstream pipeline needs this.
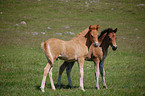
[93,42,99,47]
[112,45,117,51]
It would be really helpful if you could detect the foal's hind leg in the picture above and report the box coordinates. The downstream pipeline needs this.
[57,61,75,88]
[40,63,51,92]
[99,60,107,89]
[66,62,75,88]
[94,59,100,90]
[49,66,56,90]
[56,61,69,88]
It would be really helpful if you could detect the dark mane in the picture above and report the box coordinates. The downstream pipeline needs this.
[98,28,114,39]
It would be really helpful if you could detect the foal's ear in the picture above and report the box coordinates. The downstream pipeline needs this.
[114,28,118,33]
[96,25,99,30]
[89,25,92,29]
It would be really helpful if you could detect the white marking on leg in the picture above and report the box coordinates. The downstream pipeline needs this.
[40,76,46,92]
[80,67,85,91]
[47,44,53,62]
[94,61,100,90]
[78,58,85,91]
[40,63,50,92]
[96,72,99,90]
[49,67,56,90]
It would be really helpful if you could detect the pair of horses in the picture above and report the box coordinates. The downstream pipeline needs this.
[40,25,118,92]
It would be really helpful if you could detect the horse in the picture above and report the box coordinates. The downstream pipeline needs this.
[56,28,118,90]
[40,25,100,92]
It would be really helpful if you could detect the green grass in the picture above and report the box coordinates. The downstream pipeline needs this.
[0,0,145,95]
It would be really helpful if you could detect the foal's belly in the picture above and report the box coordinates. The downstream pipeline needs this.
[58,45,88,61]
[58,55,76,61]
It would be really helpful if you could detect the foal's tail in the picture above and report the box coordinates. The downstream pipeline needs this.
[41,42,53,64]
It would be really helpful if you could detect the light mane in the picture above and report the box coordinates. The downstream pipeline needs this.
[72,27,89,40]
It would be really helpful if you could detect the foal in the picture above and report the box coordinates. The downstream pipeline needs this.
[40,25,99,92]
[56,28,118,90]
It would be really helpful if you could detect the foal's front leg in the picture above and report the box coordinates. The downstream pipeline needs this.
[94,59,100,90]
[99,60,107,89]
[78,57,85,92]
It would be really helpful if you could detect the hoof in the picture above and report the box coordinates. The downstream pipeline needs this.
[67,85,74,89]
[56,84,61,89]
[103,86,108,89]
[79,86,85,92]
[40,87,45,93]
[52,88,56,90]
[82,89,85,92]
[96,87,100,90]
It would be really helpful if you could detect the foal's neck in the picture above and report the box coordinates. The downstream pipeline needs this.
[99,35,110,54]
[72,28,92,48]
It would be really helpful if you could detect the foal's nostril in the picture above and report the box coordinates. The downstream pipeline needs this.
[94,42,99,47]
[97,43,99,47]
[112,46,117,51]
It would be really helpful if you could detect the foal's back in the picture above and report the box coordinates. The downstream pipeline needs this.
[45,38,88,61]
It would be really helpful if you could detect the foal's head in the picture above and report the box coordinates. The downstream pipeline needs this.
[99,28,118,51]
[106,28,118,51]
[89,25,99,47]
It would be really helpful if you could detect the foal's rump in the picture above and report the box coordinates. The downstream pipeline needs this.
[41,38,88,63]
[41,38,65,64]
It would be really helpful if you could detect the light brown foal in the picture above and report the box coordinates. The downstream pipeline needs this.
[40,25,100,92]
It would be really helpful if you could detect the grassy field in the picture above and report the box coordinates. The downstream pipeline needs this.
[0,0,145,95]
